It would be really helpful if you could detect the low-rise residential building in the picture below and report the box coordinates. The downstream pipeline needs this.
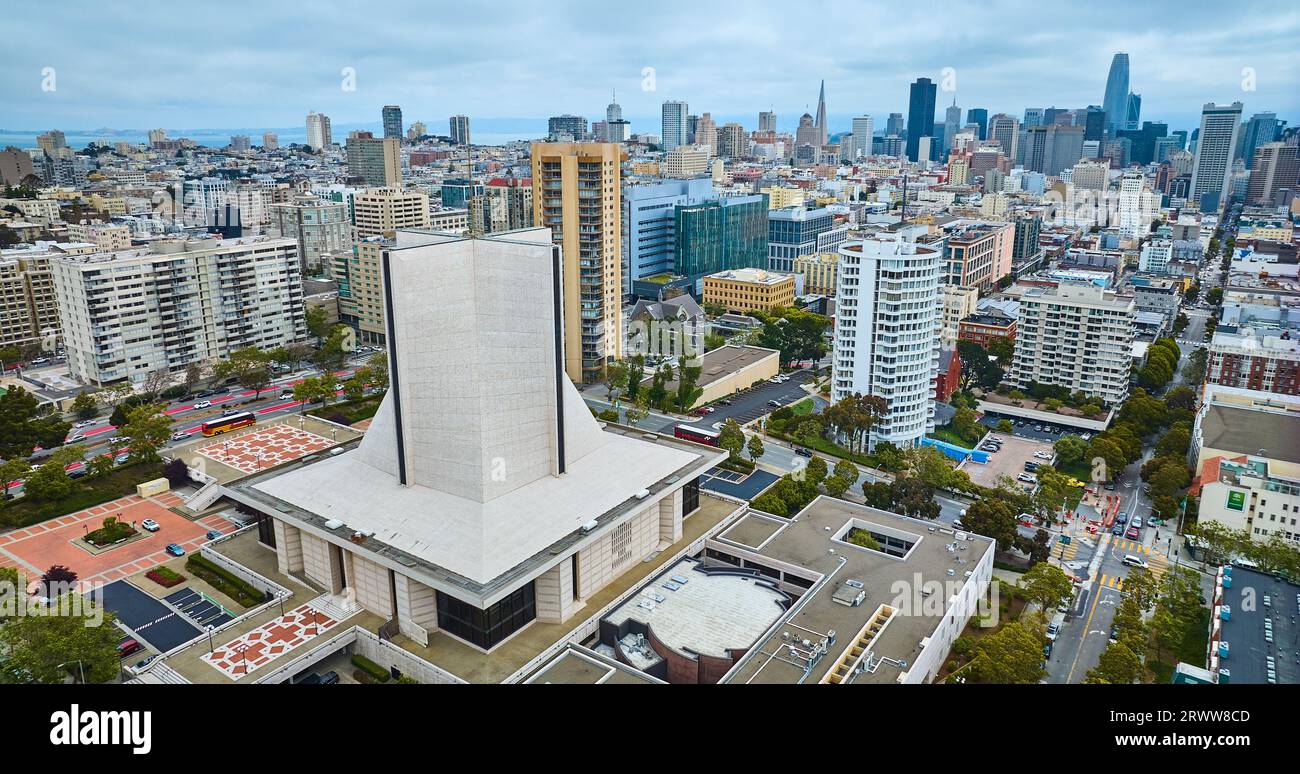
[702,268,795,314]
[1206,328,1300,395]
[958,309,1017,346]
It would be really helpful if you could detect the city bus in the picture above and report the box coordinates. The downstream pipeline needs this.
[200,411,256,437]
[674,424,720,447]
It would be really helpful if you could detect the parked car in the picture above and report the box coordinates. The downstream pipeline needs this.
[715,399,732,406]
[794,447,813,458]
[193,400,212,410]
[117,637,143,658]
[205,530,223,540]
[164,543,185,557]
[767,399,782,407]
[141,519,160,532]
[114,453,130,465]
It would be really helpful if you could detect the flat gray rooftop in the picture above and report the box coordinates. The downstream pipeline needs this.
[717,497,995,684]
[1217,567,1299,685]
[1201,405,1300,465]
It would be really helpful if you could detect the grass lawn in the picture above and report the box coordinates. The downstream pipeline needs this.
[309,393,384,425]
[1055,460,1093,482]
[789,398,814,416]
[928,427,979,448]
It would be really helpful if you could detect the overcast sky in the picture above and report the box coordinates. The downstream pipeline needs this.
[5,0,1298,135]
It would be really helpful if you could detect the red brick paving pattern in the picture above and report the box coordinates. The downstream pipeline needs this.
[202,605,339,678]
[196,425,335,474]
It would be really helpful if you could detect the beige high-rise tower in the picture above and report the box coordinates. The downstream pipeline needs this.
[531,142,623,384]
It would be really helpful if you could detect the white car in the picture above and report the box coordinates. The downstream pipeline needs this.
[1033,451,1053,460]
[73,419,96,428]
[192,400,212,410]
[141,519,160,532]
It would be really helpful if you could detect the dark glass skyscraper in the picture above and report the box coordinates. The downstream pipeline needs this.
[966,108,988,140]
[906,77,937,162]
[382,105,403,139]
[1083,106,1106,143]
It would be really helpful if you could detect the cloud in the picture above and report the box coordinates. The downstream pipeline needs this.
[3,0,1297,133]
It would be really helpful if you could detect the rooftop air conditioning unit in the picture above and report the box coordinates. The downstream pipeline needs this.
[635,489,650,499]
[581,520,599,533]
[324,519,345,530]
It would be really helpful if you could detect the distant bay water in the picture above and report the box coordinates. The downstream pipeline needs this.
[0,124,548,150]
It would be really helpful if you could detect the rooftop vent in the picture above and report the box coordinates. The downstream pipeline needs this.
[323,518,345,530]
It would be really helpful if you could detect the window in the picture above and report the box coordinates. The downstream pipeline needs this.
[683,477,700,516]
[436,584,536,650]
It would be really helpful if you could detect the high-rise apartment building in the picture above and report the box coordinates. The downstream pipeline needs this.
[717,123,747,158]
[382,105,403,140]
[0,247,59,350]
[832,230,942,450]
[1246,142,1299,206]
[449,114,471,145]
[269,194,351,275]
[262,132,278,151]
[906,77,937,162]
[547,114,588,141]
[50,237,306,386]
[758,111,777,133]
[694,113,718,156]
[345,132,402,187]
[531,142,623,383]
[851,116,874,158]
[0,146,35,186]
[662,145,710,178]
[305,111,332,150]
[1190,102,1243,212]
[662,101,689,150]
[353,187,431,238]
[1011,283,1135,405]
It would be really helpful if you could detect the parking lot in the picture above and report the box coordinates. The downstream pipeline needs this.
[92,580,202,654]
[692,370,819,428]
[963,433,1056,491]
[978,412,1092,444]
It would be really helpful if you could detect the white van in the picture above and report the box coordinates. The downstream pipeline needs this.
[1122,554,1148,568]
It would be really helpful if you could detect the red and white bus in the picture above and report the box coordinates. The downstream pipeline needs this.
[201,411,256,437]
[674,424,720,447]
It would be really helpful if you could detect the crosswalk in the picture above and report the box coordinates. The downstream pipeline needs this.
[1055,539,1084,562]
[1097,540,1170,591]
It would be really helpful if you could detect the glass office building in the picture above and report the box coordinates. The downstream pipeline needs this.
[673,194,767,280]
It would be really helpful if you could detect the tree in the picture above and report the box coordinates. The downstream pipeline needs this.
[969,621,1046,684]
[805,455,828,487]
[0,385,42,458]
[1086,642,1141,684]
[746,434,765,465]
[39,565,78,596]
[313,325,351,373]
[1087,437,1127,480]
[215,347,273,398]
[1053,434,1088,466]
[752,491,787,516]
[1206,287,1223,306]
[625,356,645,401]
[833,459,857,488]
[1020,562,1073,612]
[304,306,332,343]
[824,474,850,497]
[0,593,121,683]
[824,393,887,454]
[997,419,1014,433]
[602,361,629,402]
[964,497,1020,551]
[0,457,28,500]
[718,419,744,462]
[70,392,99,421]
[293,376,332,409]
[905,445,957,491]
[118,403,172,464]
[846,529,881,551]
